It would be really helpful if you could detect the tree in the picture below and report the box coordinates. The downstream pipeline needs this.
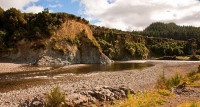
[3,7,27,33]
[185,39,197,55]
[43,8,49,13]
[0,30,6,50]
[0,6,4,28]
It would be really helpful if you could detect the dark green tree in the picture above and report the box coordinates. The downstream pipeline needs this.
[185,39,197,55]
[0,6,4,28]
[3,7,26,33]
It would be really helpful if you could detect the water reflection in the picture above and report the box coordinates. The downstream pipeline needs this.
[0,62,153,81]
[0,62,153,92]
[62,62,154,74]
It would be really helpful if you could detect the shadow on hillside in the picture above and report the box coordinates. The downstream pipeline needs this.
[0,57,34,64]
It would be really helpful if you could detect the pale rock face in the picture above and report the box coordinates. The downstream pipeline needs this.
[0,20,111,65]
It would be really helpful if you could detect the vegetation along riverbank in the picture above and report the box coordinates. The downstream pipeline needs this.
[0,61,199,106]
[1,7,200,65]
[0,7,200,107]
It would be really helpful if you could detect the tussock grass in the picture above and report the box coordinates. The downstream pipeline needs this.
[157,89,171,96]
[184,70,200,85]
[114,90,169,107]
[112,69,200,107]
[177,101,200,107]
[156,71,182,89]
[45,86,66,107]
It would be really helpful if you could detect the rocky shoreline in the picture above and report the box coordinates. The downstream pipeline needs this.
[0,61,199,106]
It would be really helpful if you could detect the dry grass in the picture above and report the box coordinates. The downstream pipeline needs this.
[184,70,200,85]
[177,101,200,107]
[111,70,200,107]
[56,21,93,40]
[113,89,171,107]
[156,71,182,89]
[176,56,190,60]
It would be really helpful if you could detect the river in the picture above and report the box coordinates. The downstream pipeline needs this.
[0,61,153,92]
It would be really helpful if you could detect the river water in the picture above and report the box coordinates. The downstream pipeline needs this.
[0,61,153,92]
[1,60,199,92]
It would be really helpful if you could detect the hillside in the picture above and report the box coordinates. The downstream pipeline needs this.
[134,22,200,40]
[0,7,111,65]
[133,22,200,55]
[91,25,194,60]
[0,7,199,65]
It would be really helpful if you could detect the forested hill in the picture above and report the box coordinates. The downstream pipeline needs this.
[133,22,200,40]
[91,25,198,60]
[0,7,88,51]
[0,7,112,65]
[0,7,199,63]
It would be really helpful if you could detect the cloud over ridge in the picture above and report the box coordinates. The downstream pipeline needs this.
[0,0,44,13]
[75,0,200,31]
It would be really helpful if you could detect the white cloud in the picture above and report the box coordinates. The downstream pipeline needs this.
[49,4,63,8]
[74,0,200,31]
[0,0,44,13]
[23,5,44,13]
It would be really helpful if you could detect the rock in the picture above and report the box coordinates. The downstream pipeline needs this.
[173,82,187,94]
[37,56,71,66]
[32,101,43,107]
[64,86,134,106]
[18,96,44,107]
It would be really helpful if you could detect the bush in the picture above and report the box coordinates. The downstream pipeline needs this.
[156,71,167,89]
[157,89,171,96]
[125,42,149,59]
[45,86,66,107]
[187,70,197,77]
[189,102,198,107]
[177,101,200,107]
[156,72,182,89]
[186,70,200,83]
[189,55,199,61]
[170,74,182,86]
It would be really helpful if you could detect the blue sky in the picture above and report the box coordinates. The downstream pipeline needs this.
[35,0,80,15]
[1,0,200,31]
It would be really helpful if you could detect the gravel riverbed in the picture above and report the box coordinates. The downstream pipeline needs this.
[0,61,199,107]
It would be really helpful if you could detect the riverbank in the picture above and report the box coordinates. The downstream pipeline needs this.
[0,61,199,106]
[0,63,24,74]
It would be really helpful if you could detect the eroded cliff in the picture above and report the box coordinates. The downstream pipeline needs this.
[1,19,111,65]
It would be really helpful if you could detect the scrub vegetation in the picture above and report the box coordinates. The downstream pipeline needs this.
[0,7,200,60]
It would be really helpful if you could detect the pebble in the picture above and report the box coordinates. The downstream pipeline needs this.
[0,61,199,106]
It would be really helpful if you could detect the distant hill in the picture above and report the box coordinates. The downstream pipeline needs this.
[133,22,200,40]
[91,25,190,60]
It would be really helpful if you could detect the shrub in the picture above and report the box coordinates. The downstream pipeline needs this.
[157,89,171,96]
[170,74,182,87]
[177,101,200,107]
[156,71,167,89]
[45,86,66,107]
[186,70,200,83]
[189,55,199,61]
[187,70,197,77]
[65,36,80,45]
[156,71,182,89]
[126,90,132,99]
[125,42,149,59]
[129,91,166,107]
[189,102,198,107]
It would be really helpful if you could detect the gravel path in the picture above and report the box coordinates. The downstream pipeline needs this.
[0,61,199,107]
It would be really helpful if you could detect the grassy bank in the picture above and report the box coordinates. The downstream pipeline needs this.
[109,68,200,107]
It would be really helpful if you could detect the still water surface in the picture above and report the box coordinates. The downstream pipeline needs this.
[0,62,153,92]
